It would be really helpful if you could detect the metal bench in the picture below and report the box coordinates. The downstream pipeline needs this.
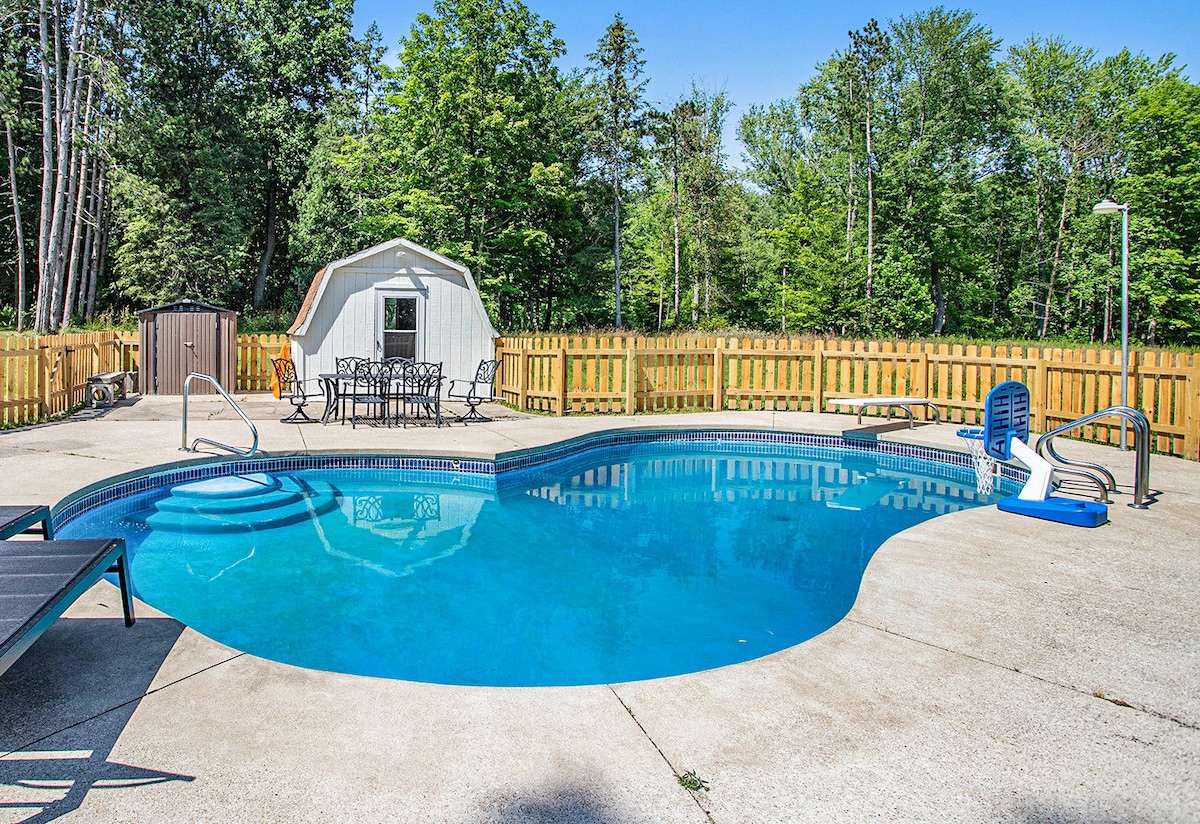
[826,396,942,428]
[86,371,133,408]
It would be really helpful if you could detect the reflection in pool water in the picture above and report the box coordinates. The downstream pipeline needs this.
[61,443,996,686]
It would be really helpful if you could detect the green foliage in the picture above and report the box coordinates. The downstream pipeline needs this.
[292,0,597,329]
[737,8,1197,345]
[2,2,1196,343]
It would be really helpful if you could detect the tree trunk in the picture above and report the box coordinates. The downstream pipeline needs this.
[85,166,109,321]
[254,178,277,307]
[36,0,55,331]
[45,0,88,330]
[864,86,875,329]
[931,260,945,335]
[613,157,622,329]
[1040,177,1071,337]
[781,266,787,332]
[62,73,96,329]
[845,60,855,262]
[671,146,680,323]
[77,147,100,318]
[6,121,27,331]
[692,223,701,325]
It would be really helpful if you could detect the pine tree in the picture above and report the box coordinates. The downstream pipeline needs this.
[586,14,647,329]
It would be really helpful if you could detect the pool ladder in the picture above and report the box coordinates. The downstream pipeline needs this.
[181,372,261,457]
[1035,406,1152,509]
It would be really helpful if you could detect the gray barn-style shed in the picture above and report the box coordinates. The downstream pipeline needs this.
[137,300,238,394]
[287,239,498,391]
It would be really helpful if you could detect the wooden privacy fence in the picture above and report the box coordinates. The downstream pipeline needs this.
[0,331,290,427]
[0,332,136,425]
[4,331,1197,460]
[495,336,1200,460]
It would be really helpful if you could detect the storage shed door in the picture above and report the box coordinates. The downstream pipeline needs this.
[156,311,219,394]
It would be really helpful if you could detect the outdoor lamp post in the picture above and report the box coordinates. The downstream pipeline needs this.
[1092,198,1130,450]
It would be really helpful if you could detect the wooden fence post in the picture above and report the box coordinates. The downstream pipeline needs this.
[712,338,725,411]
[813,339,825,413]
[625,339,637,414]
[557,348,568,415]
[517,345,529,412]
[1185,355,1200,461]
[39,345,52,416]
[914,346,928,401]
[1032,351,1048,433]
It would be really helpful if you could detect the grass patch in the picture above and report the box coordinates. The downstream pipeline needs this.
[677,770,710,793]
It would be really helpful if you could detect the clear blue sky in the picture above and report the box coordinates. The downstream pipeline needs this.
[352,0,1198,162]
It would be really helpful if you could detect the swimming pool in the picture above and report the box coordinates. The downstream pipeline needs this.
[56,431,1013,686]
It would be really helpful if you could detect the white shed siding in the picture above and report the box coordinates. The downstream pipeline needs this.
[292,242,496,394]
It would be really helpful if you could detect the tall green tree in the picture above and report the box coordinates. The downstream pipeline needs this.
[1123,74,1200,343]
[585,13,647,329]
[295,0,594,328]
[238,0,354,308]
[847,19,889,323]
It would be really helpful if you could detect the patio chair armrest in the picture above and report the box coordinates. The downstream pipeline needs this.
[448,379,490,400]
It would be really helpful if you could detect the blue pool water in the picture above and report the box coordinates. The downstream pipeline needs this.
[60,441,998,686]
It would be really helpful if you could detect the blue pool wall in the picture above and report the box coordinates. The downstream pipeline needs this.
[51,428,1029,531]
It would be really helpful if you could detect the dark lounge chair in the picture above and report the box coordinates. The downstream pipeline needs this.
[1,537,135,677]
[0,504,55,540]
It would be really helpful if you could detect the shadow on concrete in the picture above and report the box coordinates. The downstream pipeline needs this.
[0,616,195,822]
[471,785,642,824]
[1012,801,1144,824]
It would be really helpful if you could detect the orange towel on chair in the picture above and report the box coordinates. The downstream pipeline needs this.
[271,342,291,399]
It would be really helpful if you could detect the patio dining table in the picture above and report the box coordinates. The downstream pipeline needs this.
[318,361,441,427]
[317,372,353,425]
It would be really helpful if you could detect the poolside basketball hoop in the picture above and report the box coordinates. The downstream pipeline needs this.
[957,427,997,496]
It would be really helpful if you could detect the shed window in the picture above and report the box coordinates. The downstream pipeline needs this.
[383,297,417,360]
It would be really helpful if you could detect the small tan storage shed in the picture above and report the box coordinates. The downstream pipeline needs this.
[137,300,238,394]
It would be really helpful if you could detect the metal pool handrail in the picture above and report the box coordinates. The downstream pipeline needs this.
[181,372,260,457]
[1035,406,1151,509]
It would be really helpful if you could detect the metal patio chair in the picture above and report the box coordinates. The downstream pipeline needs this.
[447,359,500,422]
[270,357,321,423]
[395,361,444,428]
[349,361,392,429]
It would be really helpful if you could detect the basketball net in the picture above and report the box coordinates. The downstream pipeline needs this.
[957,428,997,496]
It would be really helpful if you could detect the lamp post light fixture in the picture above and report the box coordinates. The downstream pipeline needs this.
[1092,198,1130,450]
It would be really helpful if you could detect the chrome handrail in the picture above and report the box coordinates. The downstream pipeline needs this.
[1046,465,1113,504]
[1035,405,1151,508]
[181,373,260,457]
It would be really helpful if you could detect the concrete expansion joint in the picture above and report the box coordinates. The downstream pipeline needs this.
[848,618,1198,731]
[607,685,717,824]
[2,652,247,758]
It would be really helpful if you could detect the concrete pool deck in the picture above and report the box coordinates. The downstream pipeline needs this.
[0,394,1196,823]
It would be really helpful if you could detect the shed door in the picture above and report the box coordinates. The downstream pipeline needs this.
[156,312,218,394]
[378,294,422,361]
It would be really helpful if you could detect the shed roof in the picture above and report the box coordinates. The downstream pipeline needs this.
[137,299,237,316]
[287,238,498,339]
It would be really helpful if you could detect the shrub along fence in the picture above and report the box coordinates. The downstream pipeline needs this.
[495,335,1200,460]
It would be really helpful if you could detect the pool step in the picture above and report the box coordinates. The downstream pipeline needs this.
[138,475,339,533]
[169,473,283,499]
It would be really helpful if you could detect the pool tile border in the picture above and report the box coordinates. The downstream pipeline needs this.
[52,428,1026,529]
